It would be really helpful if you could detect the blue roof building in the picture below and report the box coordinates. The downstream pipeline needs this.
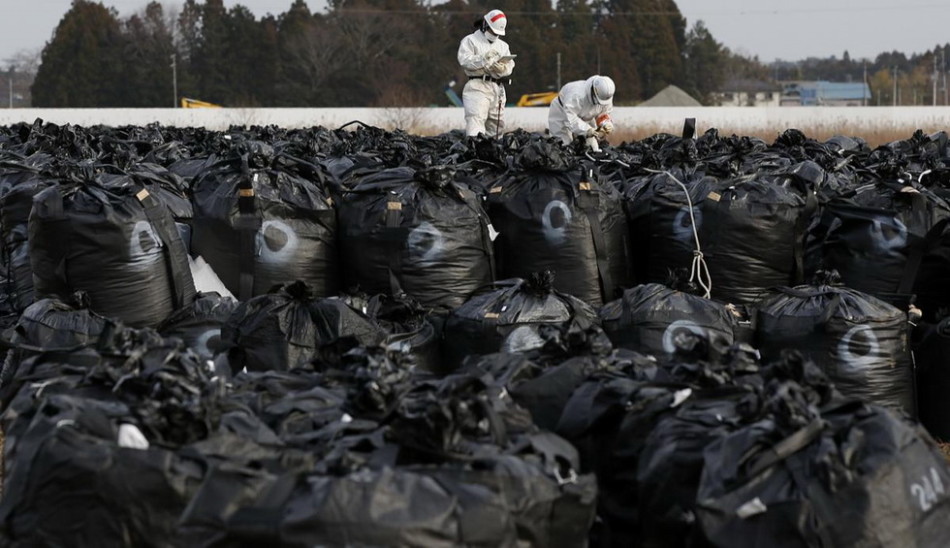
[782,81,871,106]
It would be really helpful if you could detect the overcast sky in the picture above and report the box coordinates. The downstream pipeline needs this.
[2,1,949,67]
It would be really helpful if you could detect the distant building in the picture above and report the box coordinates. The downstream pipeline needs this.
[638,85,703,107]
[714,79,782,107]
[781,81,871,106]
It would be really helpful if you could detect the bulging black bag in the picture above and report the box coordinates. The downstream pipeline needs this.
[696,401,950,548]
[158,292,239,361]
[487,141,631,307]
[913,316,950,440]
[0,394,203,548]
[192,144,338,301]
[220,281,386,373]
[0,157,56,312]
[756,277,914,416]
[600,282,738,360]
[30,178,196,328]
[337,165,495,313]
[442,272,599,369]
[698,176,810,305]
[620,169,718,285]
[812,180,950,313]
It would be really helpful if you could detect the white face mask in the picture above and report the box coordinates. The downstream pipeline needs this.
[484,30,498,42]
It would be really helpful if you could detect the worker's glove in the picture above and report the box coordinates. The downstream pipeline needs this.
[599,120,614,134]
[483,49,501,67]
[585,127,598,139]
[585,136,601,152]
[488,60,509,77]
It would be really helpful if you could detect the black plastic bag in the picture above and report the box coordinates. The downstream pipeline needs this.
[600,282,738,360]
[487,145,631,307]
[442,272,599,369]
[620,169,718,285]
[191,145,338,300]
[913,316,950,439]
[811,179,950,312]
[696,401,950,548]
[0,156,56,311]
[755,275,914,416]
[158,292,239,361]
[30,176,196,327]
[0,395,204,548]
[220,281,386,373]
[337,165,495,313]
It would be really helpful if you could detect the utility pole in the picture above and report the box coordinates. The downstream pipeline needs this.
[893,66,898,106]
[170,54,178,108]
[934,55,939,106]
[556,52,561,91]
[944,48,948,106]
[7,69,12,109]
[863,62,868,106]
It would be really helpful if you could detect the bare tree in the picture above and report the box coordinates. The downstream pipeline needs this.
[280,20,350,102]
[375,83,434,132]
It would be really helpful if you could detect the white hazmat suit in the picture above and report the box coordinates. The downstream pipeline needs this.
[548,76,615,150]
[457,23,515,137]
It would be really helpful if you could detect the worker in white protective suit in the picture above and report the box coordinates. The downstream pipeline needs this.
[548,75,616,151]
[457,9,515,137]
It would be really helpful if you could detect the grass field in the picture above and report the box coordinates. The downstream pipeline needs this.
[401,122,942,149]
[606,123,939,149]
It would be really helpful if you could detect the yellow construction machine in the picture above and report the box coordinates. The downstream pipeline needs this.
[516,92,558,107]
[180,98,221,108]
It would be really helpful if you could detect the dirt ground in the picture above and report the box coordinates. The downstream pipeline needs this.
[939,441,950,463]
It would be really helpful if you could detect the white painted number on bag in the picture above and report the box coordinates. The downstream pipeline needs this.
[910,467,946,512]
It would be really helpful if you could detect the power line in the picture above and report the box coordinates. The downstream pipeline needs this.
[314,4,950,16]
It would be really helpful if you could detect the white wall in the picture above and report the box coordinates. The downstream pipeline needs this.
[2,106,950,135]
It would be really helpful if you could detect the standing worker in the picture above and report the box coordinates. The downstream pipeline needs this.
[548,75,616,150]
[457,9,515,137]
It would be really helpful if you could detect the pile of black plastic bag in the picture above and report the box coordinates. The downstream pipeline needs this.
[0,119,950,546]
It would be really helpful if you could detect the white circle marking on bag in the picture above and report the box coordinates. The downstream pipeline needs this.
[837,324,880,372]
[661,319,707,354]
[257,220,299,263]
[541,200,572,246]
[408,221,445,263]
[129,220,163,263]
[672,206,702,243]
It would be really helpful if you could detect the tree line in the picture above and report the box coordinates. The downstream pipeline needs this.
[18,0,950,108]
[29,0,738,108]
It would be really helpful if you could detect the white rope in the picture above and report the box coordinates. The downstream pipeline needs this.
[645,169,713,298]
[580,155,711,296]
